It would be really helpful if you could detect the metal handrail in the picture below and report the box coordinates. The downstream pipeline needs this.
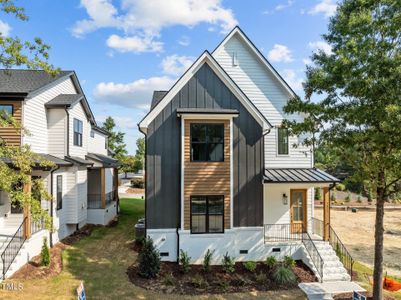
[301,225,324,281]
[1,217,27,279]
[329,225,354,280]
[31,218,45,235]
[264,223,304,242]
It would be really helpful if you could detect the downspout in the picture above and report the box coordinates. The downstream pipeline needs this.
[137,125,147,239]
[49,165,60,248]
[65,109,70,157]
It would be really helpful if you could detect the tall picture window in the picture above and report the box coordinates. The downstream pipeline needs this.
[277,128,289,155]
[73,118,83,146]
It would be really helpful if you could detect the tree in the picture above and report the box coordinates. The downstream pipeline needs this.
[0,0,57,227]
[101,117,127,160]
[283,1,401,298]
[134,138,145,173]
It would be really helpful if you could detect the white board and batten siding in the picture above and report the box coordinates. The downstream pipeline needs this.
[68,102,90,159]
[88,130,107,155]
[213,34,313,168]
[23,77,76,153]
[47,108,67,158]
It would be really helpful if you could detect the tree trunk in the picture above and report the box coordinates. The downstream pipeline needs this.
[373,172,386,300]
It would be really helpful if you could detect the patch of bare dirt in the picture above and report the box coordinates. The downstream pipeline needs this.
[62,224,101,245]
[127,260,316,295]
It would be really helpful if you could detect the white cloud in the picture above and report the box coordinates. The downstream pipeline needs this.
[72,0,237,53]
[267,44,294,63]
[282,69,303,91]
[0,20,11,37]
[302,58,312,65]
[308,0,337,18]
[93,76,175,109]
[275,0,294,11]
[107,34,163,53]
[97,115,137,130]
[178,35,190,47]
[308,41,333,55]
[160,54,195,76]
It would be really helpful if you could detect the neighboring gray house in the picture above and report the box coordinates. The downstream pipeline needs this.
[139,27,354,282]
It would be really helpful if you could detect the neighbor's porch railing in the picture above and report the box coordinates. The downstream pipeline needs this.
[1,217,27,279]
[31,218,45,235]
[311,218,354,280]
[88,190,116,209]
[264,223,324,281]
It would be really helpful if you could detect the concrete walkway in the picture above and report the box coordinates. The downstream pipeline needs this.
[299,281,366,300]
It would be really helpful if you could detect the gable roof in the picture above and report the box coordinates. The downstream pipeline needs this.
[212,26,297,98]
[0,69,73,96]
[45,94,84,108]
[151,91,168,109]
[139,51,271,134]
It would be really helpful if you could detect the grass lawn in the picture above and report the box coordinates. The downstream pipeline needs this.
[0,198,306,300]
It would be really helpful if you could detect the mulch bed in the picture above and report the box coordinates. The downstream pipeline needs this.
[126,188,145,194]
[127,260,317,295]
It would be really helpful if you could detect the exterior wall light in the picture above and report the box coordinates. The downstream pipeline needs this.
[282,193,288,205]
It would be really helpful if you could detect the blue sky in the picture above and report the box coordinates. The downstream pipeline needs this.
[0,0,337,154]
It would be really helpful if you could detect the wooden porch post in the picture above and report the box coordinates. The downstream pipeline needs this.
[113,167,118,200]
[23,176,32,239]
[100,168,106,209]
[323,187,330,241]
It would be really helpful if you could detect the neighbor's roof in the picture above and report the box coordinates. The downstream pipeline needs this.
[0,69,72,95]
[0,153,72,168]
[264,168,340,183]
[45,94,84,108]
[86,153,119,168]
[65,156,94,166]
[92,125,109,136]
[151,91,168,110]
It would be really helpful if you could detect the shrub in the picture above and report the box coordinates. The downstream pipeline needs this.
[357,194,362,203]
[203,249,214,272]
[163,273,175,286]
[191,274,208,289]
[255,272,268,285]
[40,237,50,267]
[244,261,257,272]
[335,183,346,191]
[265,256,277,269]
[231,274,247,287]
[273,266,296,285]
[314,187,321,200]
[330,192,336,202]
[131,178,144,189]
[283,256,295,268]
[345,192,351,202]
[138,237,161,278]
[222,252,235,273]
[367,189,373,203]
[179,249,191,273]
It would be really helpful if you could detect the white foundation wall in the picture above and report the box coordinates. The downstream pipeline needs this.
[87,202,117,225]
[149,228,308,265]
[264,183,314,232]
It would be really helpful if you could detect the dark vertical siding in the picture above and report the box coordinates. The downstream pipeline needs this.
[146,63,264,229]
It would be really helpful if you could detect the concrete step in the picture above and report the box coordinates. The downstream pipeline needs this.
[323,273,351,282]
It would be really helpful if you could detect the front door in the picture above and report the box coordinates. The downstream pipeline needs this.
[290,189,307,233]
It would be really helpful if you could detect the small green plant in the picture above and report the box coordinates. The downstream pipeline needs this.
[330,192,336,202]
[255,272,268,285]
[138,237,161,278]
[163,272,175,286]
[283,256,295,268]
[222,252,235,273]
[179,249,191,273]
[314,187,322,200]
[191,274,208,289]
[335,183,346,191]
[203,249,214,272]
[244,261,257,272]
[357,194,362,203]
[265,256,277,269]
[40,237,50,267]
[367,189,373,203]
[230,274,247,287]
[273,266,296,285]
[345,192,351,202]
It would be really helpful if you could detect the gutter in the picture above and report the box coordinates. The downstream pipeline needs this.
[49,165,60,247]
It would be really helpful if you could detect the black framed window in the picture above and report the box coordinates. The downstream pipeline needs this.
[56,175,62,210]
[190,124,224,162]
[0,105,13,117]
[277,128,289,155]
[191,195,224,233]
[73,118,83,146]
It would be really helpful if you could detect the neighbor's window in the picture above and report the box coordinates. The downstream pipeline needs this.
[190,124,224,162]
[73,118,83,146]
[277,128,289,155]
[90,130,95,138]
[191,196,224,234]
[0,104,13,118]
[56,175,62,210]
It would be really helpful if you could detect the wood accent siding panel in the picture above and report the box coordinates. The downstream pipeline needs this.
[146,63,264,229]
[0,100,22,146]
[183,119,230,230]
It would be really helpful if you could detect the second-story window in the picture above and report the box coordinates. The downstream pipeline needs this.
[277,128,289,155]
[73,118,83,147]
[190,123,224,162]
